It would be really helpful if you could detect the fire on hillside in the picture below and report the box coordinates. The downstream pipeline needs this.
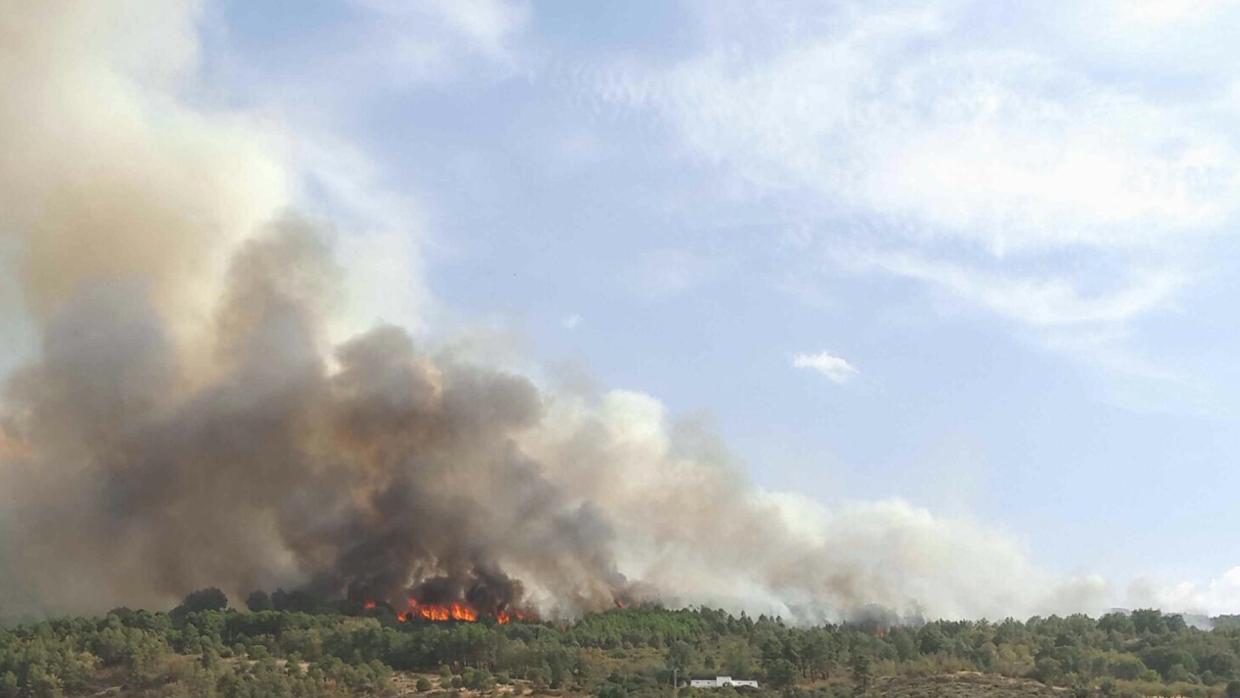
[361,598,535,624]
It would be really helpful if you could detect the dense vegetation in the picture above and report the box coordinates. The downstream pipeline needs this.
[3,591,1240,697]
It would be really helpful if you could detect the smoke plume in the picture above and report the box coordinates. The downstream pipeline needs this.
[1,0,1107,622]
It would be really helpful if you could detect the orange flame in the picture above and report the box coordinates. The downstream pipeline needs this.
[495,609,534,624]
[367,597,533,624]
[394,599,480,623]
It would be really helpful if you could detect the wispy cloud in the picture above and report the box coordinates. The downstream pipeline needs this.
[793,351,859,384]
[593,1,1240,395]
[347,0,531,84]
[620,248,728,300]
[601,6,1240,256]
[854,251,1186,328]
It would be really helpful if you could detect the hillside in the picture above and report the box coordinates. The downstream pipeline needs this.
[3,595,1240,697]
[869,672,1064,697]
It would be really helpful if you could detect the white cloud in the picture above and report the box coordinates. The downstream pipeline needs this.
[621,248,727,300]
[561,313,582,330]
[350,0,530,81]
[855,251,1185,327]
[606,7,1240,255]
[597,1,1240,388]
[416,0,530,59]
[793,351,859,384]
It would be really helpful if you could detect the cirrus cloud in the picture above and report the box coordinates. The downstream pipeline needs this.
[592,0,1240,395]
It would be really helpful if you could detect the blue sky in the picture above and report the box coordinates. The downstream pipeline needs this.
[9,0,1236,613]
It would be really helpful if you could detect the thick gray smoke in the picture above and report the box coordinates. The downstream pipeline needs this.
[1,0,1113,622]
[2,220,628,615]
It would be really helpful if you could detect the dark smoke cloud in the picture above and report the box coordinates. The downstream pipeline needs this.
[2,219,631,615]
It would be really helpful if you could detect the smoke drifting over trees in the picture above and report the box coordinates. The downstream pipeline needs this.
[0,1,1106,622]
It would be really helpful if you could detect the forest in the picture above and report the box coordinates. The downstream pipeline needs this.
[4,590,1240,697]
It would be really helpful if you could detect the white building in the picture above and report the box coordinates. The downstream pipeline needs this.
[688,676,759,689]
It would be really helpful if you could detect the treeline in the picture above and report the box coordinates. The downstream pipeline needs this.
[3,591,1240,698]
